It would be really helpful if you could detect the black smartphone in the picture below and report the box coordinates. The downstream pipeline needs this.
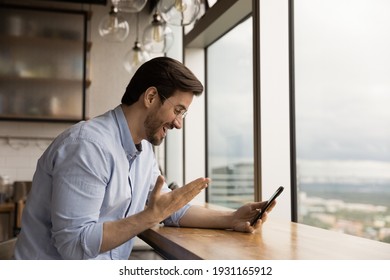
[250,186,284,226]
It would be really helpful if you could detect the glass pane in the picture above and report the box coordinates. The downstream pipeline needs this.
[206,17,253,209]
[294,0,390,243]
[0,6,85,121]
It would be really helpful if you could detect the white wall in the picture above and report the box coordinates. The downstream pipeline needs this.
[259,0,291,221]
[88,4,152,118]
[163,25,184,186]
[183,48,206,204]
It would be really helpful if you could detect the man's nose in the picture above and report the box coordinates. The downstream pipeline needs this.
[173,116,183,129]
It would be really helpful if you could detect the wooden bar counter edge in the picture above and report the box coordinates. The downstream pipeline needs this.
[138,204,390,260]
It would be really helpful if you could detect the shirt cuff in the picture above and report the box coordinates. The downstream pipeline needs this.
[80,222,104,259]
[162,204,191,227]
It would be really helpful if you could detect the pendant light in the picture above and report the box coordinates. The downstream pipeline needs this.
[117,0,148,13]
[157,0,201,26]
[142,12,174,54]
[98,3,130,42]
[123,13,150,75]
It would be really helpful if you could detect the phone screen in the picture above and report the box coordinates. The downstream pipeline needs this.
[250,186,284,226]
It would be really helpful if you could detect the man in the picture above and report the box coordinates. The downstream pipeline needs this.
[14,57,275,259]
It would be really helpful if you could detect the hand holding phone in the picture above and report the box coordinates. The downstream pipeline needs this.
[250,186,284,226]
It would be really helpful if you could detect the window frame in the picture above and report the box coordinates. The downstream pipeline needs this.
[183,0,293,220]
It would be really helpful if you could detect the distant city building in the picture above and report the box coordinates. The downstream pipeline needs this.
[209,163,254,209]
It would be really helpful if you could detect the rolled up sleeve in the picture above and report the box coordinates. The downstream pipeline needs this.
[162,203,191,227]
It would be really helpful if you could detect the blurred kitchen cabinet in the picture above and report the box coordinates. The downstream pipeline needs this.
[0,4,89,122]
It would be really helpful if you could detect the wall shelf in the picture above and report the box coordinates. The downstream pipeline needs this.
[0,4,89,123]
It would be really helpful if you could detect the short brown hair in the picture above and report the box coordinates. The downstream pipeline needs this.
[121,57,204,105]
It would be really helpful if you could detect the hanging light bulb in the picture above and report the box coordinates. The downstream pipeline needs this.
[142,12,174,54]
[117,0,148,13]
[123,40,150,75]
[98,5,129,42]
[158,0,201,26]
[123,13,149,75]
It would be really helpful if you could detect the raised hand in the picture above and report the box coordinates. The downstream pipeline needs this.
[146,175,210,222]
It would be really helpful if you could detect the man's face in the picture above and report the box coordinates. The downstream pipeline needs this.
[144,90,193,146]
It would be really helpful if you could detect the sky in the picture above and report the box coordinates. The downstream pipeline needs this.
[206,17,254,169]
[294,0,390,183]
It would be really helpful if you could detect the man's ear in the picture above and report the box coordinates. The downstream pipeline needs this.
[144,87,158,108]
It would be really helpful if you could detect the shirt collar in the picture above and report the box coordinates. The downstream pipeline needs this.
[113,105,142,159]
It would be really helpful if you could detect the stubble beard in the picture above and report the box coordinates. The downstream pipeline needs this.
[144,113,165,146]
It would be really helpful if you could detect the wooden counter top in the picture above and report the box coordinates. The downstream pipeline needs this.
[138,219,390,260]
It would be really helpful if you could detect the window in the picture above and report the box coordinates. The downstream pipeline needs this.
[206,17,253,209]
[294,0,390,243]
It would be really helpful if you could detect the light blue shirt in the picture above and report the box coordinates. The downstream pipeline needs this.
[14,105,190,260]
